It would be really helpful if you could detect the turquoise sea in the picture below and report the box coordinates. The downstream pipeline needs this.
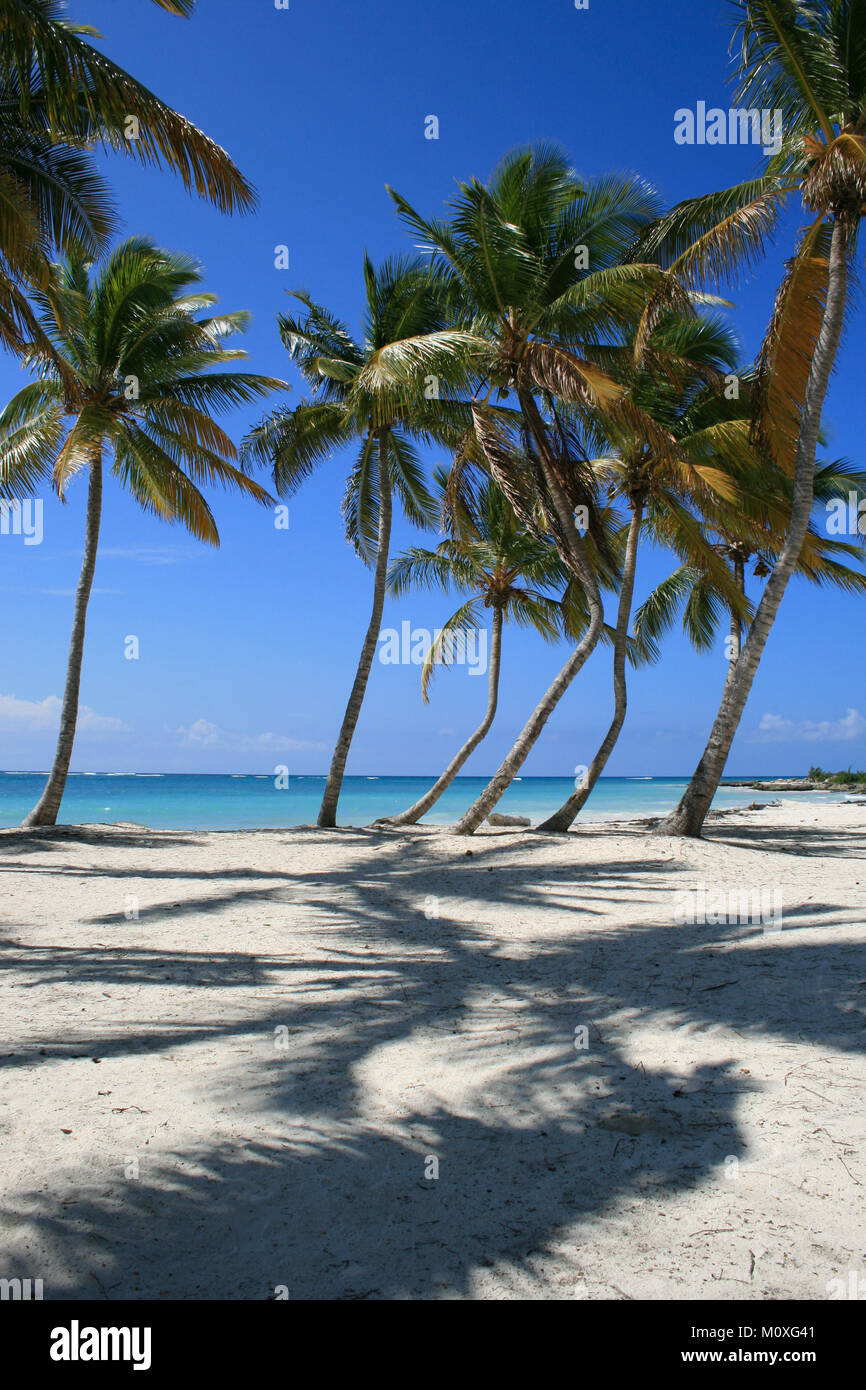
[0,772,849,831]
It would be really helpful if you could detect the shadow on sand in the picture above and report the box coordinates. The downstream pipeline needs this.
[1,821,863,1298]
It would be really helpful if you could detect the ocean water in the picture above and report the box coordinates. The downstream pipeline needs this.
[0,772,848,831]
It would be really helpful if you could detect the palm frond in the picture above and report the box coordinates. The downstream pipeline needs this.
[754,216,832,471]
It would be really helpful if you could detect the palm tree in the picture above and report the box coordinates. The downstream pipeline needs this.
[448,310,753,838]
[638,0,865,836]
[449,486,653,836]
[636,487,866,662]
[0,237,282,827]
[0,0,255,355]
[2,0,253,211]
[535,313,754,832]
[388,145,661,571]
[629,455,866,807]
[379,475,585,825]
[386,145,663,833]
[242,255,469,828]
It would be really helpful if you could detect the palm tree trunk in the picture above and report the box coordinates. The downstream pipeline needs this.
[453,634,595,835]
[317,431,393,828]
[378,606,504,826]
[536,499,643,832]
[658,216,850,838]
[23,449,103,828]
[518,386,601,598]
[723,551,745,692]
[449,389,608,837]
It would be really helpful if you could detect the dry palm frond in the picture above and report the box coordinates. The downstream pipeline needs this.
[753,217,831,472]
[667,193,782,291]
[470,403,544,538]
[521,340,623,407]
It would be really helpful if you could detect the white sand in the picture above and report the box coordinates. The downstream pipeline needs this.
[0,799,864,1301]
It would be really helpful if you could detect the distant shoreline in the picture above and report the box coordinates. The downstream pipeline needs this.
[727,777,866,793]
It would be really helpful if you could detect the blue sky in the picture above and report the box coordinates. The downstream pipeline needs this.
[1,0,864,777]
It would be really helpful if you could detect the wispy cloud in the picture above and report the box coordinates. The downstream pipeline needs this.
[175,718,325,754]
[0,692,130,735]
[750,708,866,744]
[0,587,122,596]
[96,547,191,566]
[36,588,122,598]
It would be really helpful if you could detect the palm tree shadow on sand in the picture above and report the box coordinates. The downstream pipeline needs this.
[1,823,863,1299]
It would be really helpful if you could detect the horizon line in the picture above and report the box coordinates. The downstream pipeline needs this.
[0,770,811,781]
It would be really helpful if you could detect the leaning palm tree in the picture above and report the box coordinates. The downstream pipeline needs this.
[387,146,664,833]
[378,476,584,825]
[638,0,865,836]
[242,255,470,828]
[631,455,866,798]
[535,313,754,832]
[636,477,866,665]
[449,476,652,835]
[0,0,255,356]
[0,237,282,827]
[546,460,866,831]
[448,313,752,837]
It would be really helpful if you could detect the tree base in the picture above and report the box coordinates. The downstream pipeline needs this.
[20,809,57,829]
[534,816,572,833]
[655,811,703,838]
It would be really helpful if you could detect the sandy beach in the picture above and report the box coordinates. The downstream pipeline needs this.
[1,799,864,1301]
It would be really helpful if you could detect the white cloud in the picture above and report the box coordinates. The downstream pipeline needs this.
[36,588,122,598]
[175,718,325,753]
[0,692,130,735]
[0,587,121,597]
[750,708,866,744]
[97,547,189,566]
